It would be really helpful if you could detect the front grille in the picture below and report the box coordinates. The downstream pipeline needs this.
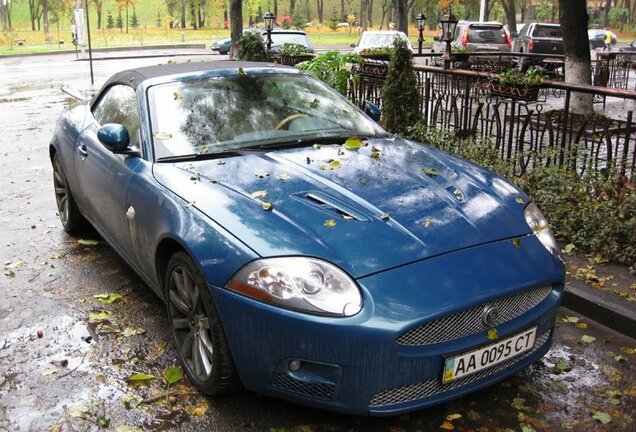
[370,331,550,407]
[396,285,552,346]
[271,372,336,400]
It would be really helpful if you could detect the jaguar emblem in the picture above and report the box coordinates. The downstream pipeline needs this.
[482,305,500,327]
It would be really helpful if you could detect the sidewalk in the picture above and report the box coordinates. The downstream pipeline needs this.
[563,254,636,338]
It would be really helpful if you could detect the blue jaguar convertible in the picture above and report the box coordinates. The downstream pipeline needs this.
[50,61,564,415]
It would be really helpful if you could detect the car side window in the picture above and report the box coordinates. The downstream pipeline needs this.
[92,85,140,147]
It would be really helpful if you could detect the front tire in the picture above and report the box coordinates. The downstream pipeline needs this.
[52,153,85,233]
[166,252,239,395]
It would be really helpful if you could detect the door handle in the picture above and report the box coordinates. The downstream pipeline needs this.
[79,145,88,158]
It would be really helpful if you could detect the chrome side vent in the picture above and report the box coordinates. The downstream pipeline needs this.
[293,191,368,222]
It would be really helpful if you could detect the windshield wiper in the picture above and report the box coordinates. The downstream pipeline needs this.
[252,135,358,151]
[156,149,263,163]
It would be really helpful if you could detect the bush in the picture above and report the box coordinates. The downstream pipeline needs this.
[381,38,420,136]
[237,31,270,62]
[297,51,364,95]
[406,124,636,266]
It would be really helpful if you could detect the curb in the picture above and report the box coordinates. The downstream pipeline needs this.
[563,279,636,338]
[1,44,208,59]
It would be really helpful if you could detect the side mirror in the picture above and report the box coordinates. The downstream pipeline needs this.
[433,36,440,42]
[363,100,381,123]
[97,123,132,153]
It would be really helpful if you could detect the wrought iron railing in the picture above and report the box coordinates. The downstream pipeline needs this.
[349,62,636,180]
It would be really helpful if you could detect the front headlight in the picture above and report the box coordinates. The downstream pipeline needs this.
[226,257,362,317]
[524,202,559,256]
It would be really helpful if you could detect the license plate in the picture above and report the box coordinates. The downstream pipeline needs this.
[442,327,537,384]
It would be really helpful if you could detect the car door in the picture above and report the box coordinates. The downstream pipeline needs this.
[74,84,142,259]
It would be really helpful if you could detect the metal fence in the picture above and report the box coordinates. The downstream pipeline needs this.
[349,61,636,180]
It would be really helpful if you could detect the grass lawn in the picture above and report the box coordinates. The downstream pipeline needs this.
[0,26,432,55]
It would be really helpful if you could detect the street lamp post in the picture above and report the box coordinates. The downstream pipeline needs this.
[439,9,458,70]
[416,13,426,55]
[263,11,276,52]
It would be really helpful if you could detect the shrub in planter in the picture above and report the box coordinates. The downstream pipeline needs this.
[237,31,270,62]
[382,38,420,135]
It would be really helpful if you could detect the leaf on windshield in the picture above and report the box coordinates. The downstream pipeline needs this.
[251,190,268,199]
[320,160,342,170]
[153,132,172,140]
[93,293,123,304]
[359,178,368,185]
[309,98,319,109]
[424,217,431,228]
[370,151,381,161]
[255,171,270,178]
[313,143,321,150]
[422,167,438,177]
[324,219,337,227]
[173,92,182,101]
[380,213,390,221]
[276,173,292,181]
[343,136,363,150]
[190,172,200,181]
[261,202,273,211]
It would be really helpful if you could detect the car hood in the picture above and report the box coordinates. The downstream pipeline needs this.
[153,138,532,278]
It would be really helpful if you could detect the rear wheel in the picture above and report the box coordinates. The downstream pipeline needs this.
[166,252,239,394]
[52,153,85,233]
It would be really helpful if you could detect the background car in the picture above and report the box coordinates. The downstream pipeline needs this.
[512,22,563,71]
[262,29,315,53]
[588,29,617,50]
[431,21,511,56]
[211,37,231,54]
[50,61,564,416]
[351,30,414,54]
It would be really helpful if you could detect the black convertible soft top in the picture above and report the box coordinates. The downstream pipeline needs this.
[94,60,294,103]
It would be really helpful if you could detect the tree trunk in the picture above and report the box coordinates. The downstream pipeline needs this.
[180,0,186,28]
[290,0,296,15]
[559,0,593,114]
[315,0,324,22]
[359,0,367,31]
[603,0,611,28]
[500,0,517,34]
[368,0,373,27]
[229,0,242,60]
[29,0,36,31]
[42,0,49,39]
[274,0,278,17]
[395,0,407,34]
[97,9,102,30]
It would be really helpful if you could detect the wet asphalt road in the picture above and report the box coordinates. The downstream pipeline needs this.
[1,50,635,432]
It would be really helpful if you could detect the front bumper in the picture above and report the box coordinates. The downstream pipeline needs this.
[212,236,564,415]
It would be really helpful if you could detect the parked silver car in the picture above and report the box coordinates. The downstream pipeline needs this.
[431,21,511,60]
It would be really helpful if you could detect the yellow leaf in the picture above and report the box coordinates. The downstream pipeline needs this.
[276,173,292,180]
[446,413,462,421]
[424,217,431,228]
[439,421,455,430]
[576,322,588,329]
[487,328,497,341]
[324,219,337,227]
[344,136,363,150]
[251,190,268,199]
[186,399,209,416]
[261,202,273,211]
[620,346,635,355]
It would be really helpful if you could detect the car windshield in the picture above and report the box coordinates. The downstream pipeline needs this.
[269,33,313,50]
[148,73,387,160]
[359,33,407,48]
[533,25,562,38]
[468,26,507,43]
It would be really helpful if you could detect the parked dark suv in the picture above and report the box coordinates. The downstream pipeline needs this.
[512,23,563,70]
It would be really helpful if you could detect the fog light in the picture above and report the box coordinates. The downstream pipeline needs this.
[288,360,302,371]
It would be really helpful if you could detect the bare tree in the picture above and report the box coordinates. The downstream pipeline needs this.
[92,0,104,29]
[316,0,324,22]
[0,0,12,32]
[394,0,407,33]
[559,0,593,114]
